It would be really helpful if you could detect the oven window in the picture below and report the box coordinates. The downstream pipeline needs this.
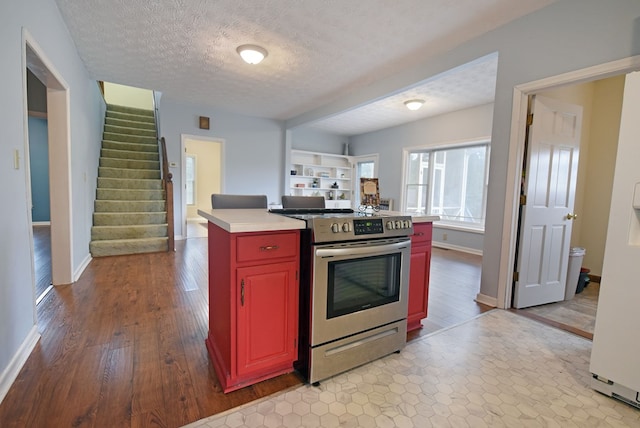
[327,253,401,318]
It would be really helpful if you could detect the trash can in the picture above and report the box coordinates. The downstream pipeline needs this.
[565,247,586,300]
[576,267,591,294]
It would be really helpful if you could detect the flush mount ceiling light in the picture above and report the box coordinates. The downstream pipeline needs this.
[236,44,268,64]
[404,99,425,111]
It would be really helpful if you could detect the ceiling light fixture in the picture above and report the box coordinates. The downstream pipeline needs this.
[237,44,268,64]
[404,99,425,111]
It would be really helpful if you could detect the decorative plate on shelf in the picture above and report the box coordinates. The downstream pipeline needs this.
[304,167,314,176]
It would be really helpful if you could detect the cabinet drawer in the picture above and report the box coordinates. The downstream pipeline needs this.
[236,232,298,263]
[411,223,432,244]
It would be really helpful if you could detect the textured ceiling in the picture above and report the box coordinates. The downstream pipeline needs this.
[54,0,555,135]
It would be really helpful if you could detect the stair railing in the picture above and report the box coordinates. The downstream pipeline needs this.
[160,137,175,252]
[153,92,174,252]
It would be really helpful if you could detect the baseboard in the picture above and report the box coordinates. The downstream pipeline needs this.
[432,241,483,256]
[475,292,497,308]
[0,326,40,404]
[74,253,92,282]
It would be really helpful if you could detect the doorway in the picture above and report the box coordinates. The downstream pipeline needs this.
[24,33,74,298]
[180,135,224,239]
[353,154,379,208]
[499,57,640,328]
[513,77,625,335]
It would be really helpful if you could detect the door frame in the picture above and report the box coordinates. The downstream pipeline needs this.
[497,55,640,309]
[180,134,225,239]
[353,153,379,208]
[23,30,74,288]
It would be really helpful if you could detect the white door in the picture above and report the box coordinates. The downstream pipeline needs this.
[513,95,583,309]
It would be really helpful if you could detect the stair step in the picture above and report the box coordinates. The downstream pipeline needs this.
[103,131,157,145]
[105,116,156,130]
[95,200,166,213]
[98,167,161,180]
[91,224,168,240]
[101,148,159,161]
[102,140,158,153]
[96,188,165,201]
[90,104,170,258]
[89,237,168,257]
[93,212,167,226]
[99,157,160,170]
[107,104,154,117]
[106,110,155,124]
[104,124,157,138]
[97,177,163,190]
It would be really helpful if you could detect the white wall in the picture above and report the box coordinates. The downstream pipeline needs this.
[159,99,285,233]
[0,0,104,401]
[103,82,154,110]
[581,77,625,276]
[290,127,347,154]
[287,0,640,302]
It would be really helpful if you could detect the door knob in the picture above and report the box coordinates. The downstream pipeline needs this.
[565,213,578,220]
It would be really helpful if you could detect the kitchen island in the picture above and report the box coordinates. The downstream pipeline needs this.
[198,208,305,392]
[198,208,437,391]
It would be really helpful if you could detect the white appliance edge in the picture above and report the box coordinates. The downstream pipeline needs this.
[589,71,640,408]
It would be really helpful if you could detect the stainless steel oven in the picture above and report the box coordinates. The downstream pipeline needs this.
[309,236,410,383]
[271,208,413,384]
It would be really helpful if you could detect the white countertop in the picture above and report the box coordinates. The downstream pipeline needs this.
[198,208,438,233]
[197,208,306,233]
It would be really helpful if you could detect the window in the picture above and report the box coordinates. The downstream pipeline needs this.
[403,142,489,228]
[185,154,196,206]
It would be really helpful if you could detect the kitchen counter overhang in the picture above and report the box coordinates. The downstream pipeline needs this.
[197,208,307,233]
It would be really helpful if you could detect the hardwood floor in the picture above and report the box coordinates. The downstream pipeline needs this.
[32,225,52,301]
[0,241,491,427]
[0,237,300,428]
[408,247,492,340]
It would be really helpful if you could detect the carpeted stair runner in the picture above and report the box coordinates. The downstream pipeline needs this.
[89,104,169,257]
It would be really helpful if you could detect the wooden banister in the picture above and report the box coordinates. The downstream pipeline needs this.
[160,137,175,251]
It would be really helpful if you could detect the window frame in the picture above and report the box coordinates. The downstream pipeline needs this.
[401,138,490,231]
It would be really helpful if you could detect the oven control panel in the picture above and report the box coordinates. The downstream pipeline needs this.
[313,215,413,243]
[353,218,384,235]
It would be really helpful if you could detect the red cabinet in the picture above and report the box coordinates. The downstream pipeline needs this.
[407,222,433,332]
[205,223,299,392]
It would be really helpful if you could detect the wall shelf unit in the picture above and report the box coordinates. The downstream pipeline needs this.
[288,150,353,208]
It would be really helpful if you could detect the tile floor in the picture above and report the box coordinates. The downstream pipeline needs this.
[183,310,639,428]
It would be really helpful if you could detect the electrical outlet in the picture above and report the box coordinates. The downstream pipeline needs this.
[442,233,448,241]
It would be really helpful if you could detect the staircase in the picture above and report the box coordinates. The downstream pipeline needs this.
[89,104,169,257]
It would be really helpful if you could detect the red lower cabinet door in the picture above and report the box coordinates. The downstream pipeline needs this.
[236,262,298,378]
[407,243,431,331]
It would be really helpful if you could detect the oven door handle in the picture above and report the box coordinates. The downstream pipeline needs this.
[316,240,410,258]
